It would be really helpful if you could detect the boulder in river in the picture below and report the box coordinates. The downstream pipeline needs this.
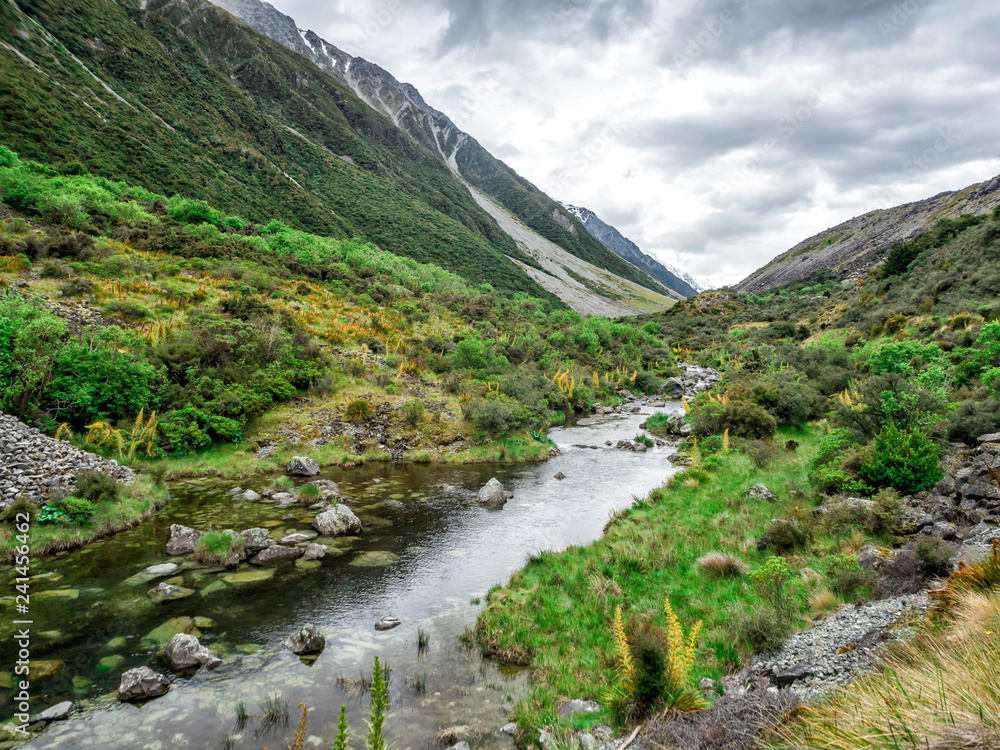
[554,472,566,480]
[164,634,221,671]
[283,624,325,655]
[239,527,274,555]
[251,545,304,566]
[312,505,362,536]
[147,582,195,604]
[309,479,342,501]
[302,543,327,560]
[31,701,73,723]
[477,478,510,508]
[659,377,684,398]
[142,563,179,578]
[165,525,204,555]
[286,456,321,476]
[241,489,261,501]
[374,616,401,631]
[118,667,169,703]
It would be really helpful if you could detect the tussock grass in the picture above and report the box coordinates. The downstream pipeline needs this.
[696,551,748,578]
[770,589,1000,749]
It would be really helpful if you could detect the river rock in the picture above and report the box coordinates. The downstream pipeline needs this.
[141,617,201,649]
[31,701,73,723]
[118,667,169,703]
[147,582,195,604]
[977,432,1000,444]
[659,377,684,397]
[142,563,179,579]
[302,543,326,560]
[554,472,566,480]
[164,634,221,671]
[280,533,311,544]
[251,545,304,566]
[241,489,261,501]
[283,624,325,655]
[286,456,321,476]
[374,616,401,631]
[239,527,274,555]
[310,480,342,501]
[312,505,362,536]
[477,478,509,508]
[222,569,275,585]
[166,525,204,555]
[744,483,777,502]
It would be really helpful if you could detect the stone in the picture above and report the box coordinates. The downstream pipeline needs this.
[659,377,684,397]
[302,543,326,560]
[199,580,228,597]
[141,563,179,579]
[241,489,262,501]
[251,545,305,566]
[27,661,63,680]
[141,617,201,649]
[286,456,321,476]
[239,527,274,555]
[772,664,814,687]
[449,743,470,750]
[147,581,195,604]
[166,525,204,555]
[554,472,566,480]
[34,589,79,600]
[744,483,777,502]
[936,476,957,496]
[977,432,1000,444]
[283,624,325,656]
[194,617,215,628]
[105,636,127,650]
[280,533,311,544]
[32,701,73,723]
[312,505,362,536]
[222,569,275,585]
[500,723,517,736]
[374,616,401,631]
[539,729,555,749]
[857,545,899,570]
[97,655,125,674]
[164,634,221,671]
[118,667,169,703]
[477,477,508,508]
[350,551,398,567]
[273,492,297,507]
[700,677,715,693]
[558,699,600,717]
[756,519,805,552]
[578,733,596,750]
[310,479,342,500]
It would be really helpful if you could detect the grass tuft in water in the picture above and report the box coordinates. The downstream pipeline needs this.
[417,628,430,655]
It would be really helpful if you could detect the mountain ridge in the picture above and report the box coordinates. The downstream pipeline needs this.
[737,174,1000,292]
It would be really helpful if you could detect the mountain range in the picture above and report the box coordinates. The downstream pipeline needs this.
[0,0,681,315]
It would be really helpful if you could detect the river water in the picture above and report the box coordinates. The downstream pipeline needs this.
[3,404,682,749]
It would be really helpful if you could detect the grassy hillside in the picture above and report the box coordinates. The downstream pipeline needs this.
[0,0,555,297]
[0,146,676,466]
[473,208,1000,743]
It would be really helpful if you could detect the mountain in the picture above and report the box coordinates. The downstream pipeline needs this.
[563,205,700,298]
[737,174,1000,293]
[208,0,673,300]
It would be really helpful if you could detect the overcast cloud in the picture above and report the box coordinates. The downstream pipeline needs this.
[267,0,999,286]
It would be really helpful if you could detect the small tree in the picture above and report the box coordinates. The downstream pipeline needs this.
[859,425,943,494]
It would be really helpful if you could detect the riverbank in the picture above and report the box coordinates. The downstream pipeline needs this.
[471,423,899,743]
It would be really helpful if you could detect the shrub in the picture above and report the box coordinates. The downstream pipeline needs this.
[914,537,955,578]
[827,553,876,600]
[750,556,793,612]
[60,496,96,524]
[400,400,424,426]
[468,398,523,436]
[59,277,95,297]
[635,433,654,448]
[737,438,780,468]
[696,551,747,577]
[0,498,37,525]
[729,606,789,653]
[167,196,220,226]
[859,426,943,494]
[74,471,120,504]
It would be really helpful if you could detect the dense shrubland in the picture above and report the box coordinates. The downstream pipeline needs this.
[0,147,675,460]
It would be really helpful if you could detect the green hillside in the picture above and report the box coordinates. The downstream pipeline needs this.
[0,0,555,297]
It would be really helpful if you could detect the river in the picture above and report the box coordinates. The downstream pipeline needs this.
[3,403,684,749]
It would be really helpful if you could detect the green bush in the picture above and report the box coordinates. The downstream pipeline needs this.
[74,471,120,504]
[914,538,954,577]
[60,496,96,524]
[167,196,220,226]
[826,553,876,600]
[469,398,523,436]
[729,606,789,653]
[859,426,943,494]
[400,400,424,426]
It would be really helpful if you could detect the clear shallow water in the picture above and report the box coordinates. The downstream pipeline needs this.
[2,406,681,749]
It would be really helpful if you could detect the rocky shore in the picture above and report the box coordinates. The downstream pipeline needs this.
[0,413,134,507]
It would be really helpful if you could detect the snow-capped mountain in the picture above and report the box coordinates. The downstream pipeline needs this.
[563,205,708,297]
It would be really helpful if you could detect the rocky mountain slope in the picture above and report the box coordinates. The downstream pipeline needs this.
[209,0,674,300]
[738,174,1000,293]
[564,204,703,297]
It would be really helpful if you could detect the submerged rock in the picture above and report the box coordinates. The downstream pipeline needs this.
[118,667,169,703]
[312,505,362,536]
[222,569,275,585]
[147,582,195,604]
[350,551,398,567]
[283,624,325,655]
[164,634,221,671]
[286,456,321,476]
[141,617,201,649]
[251,545,304,566]
[97,655,125,674]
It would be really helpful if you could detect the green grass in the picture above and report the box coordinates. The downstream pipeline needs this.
[0,476,169,563]
[471,426,882,739]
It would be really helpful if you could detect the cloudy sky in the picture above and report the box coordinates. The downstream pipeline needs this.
[266,0,999,286]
